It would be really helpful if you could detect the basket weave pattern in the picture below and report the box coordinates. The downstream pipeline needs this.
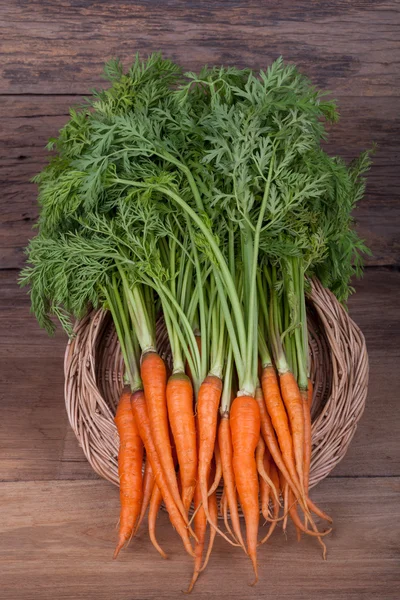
[64,279,368,489]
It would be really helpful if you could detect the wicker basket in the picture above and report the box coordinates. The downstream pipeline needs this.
[64,279,368,489]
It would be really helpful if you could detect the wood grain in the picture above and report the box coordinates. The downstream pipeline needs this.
[1,95,399,268]
[0,477,399,599]
[1,269,399,482]
[1,0,399,96]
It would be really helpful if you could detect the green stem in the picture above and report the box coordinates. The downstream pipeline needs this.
[245,154,275,392]
[112,178,247,370]
[220,342,233,414]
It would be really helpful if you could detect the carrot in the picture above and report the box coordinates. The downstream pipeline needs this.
[281,475,289,535]
[221,490,237,543]
[130,390,194,557]
[279,370,306,495]
[113,387,143,559]
[259,451,271,522]
[261,367,299,492]
[288,489,332,539]
[186,462,218,594]
[186,481,207,593]
[207,439,222,497]
[255,435,279,503]
[218,414,246,550]
[148,484,167,559]
[166,372,197,514]
[259,461,280,545]
[256,385,300,499]
[134,456,155,534]
[200,490,218,573]
[197,375,234,545]
[141,352,188,524]
[230,395,261,584]
[306,497,333,524]
[303,378,313,493]
[257,384,331,532]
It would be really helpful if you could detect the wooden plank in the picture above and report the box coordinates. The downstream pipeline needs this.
[1,95,399,269]
[0,269,399,481]
[0,477,398,599]
[0,1,399,96]
[0,271,94,481]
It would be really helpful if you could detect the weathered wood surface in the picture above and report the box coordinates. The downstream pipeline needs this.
[1,94,399,269]
[1,0,399,96]
[0,478,399,600]
[1,269,399,483]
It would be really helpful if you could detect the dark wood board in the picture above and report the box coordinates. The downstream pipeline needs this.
[1,269,399,482]
[0,477,399,600]
[1,0,399,96]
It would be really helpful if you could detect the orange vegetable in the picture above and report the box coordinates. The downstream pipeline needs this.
[218,414,245,550]
[141,352,187,523]
[130,390,194,557]
[166,372,197,514]
[186,481,207,593]
[303,378,313,492]
[197,376,222,522]
[148,484,167,559]
[207,439,222,497]
[134,456,154,534]
[113,387,143,559]
[279,370,305,495]
[261,366,299,487]
[230,395,261,584]
[259,450,271,522]
[259,461,280,545]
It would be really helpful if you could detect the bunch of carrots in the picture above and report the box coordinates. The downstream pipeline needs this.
[113,341,331,590]
[21,54,370,590]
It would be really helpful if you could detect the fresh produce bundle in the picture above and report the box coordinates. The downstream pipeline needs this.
[21,54,371,590]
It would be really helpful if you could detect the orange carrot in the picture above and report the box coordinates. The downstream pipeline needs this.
[281,474,289,535]
[218,414,246,550]
[259,461,280,545]
[256,386,332,525]
[134,457,155,534]
[200,490,218,573]
[166,372,197,514]
[256,435,279,502]
[259,451,271,522]
[303,378,313,492]
[148,484,167,559]
[207,439,222,497]
[256,385,300,498]
[261,367,299,491]
[186,481,207,593]
[279,370,305,495]
[130,390,194,557]
[230,395,261,584]
[141,352,187,523]
[288,489,332,539]
[197,376,222,521]
[221,490,237,543]
[113,387,143,559]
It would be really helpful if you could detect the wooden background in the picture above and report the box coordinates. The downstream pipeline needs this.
[0,1,399,598]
